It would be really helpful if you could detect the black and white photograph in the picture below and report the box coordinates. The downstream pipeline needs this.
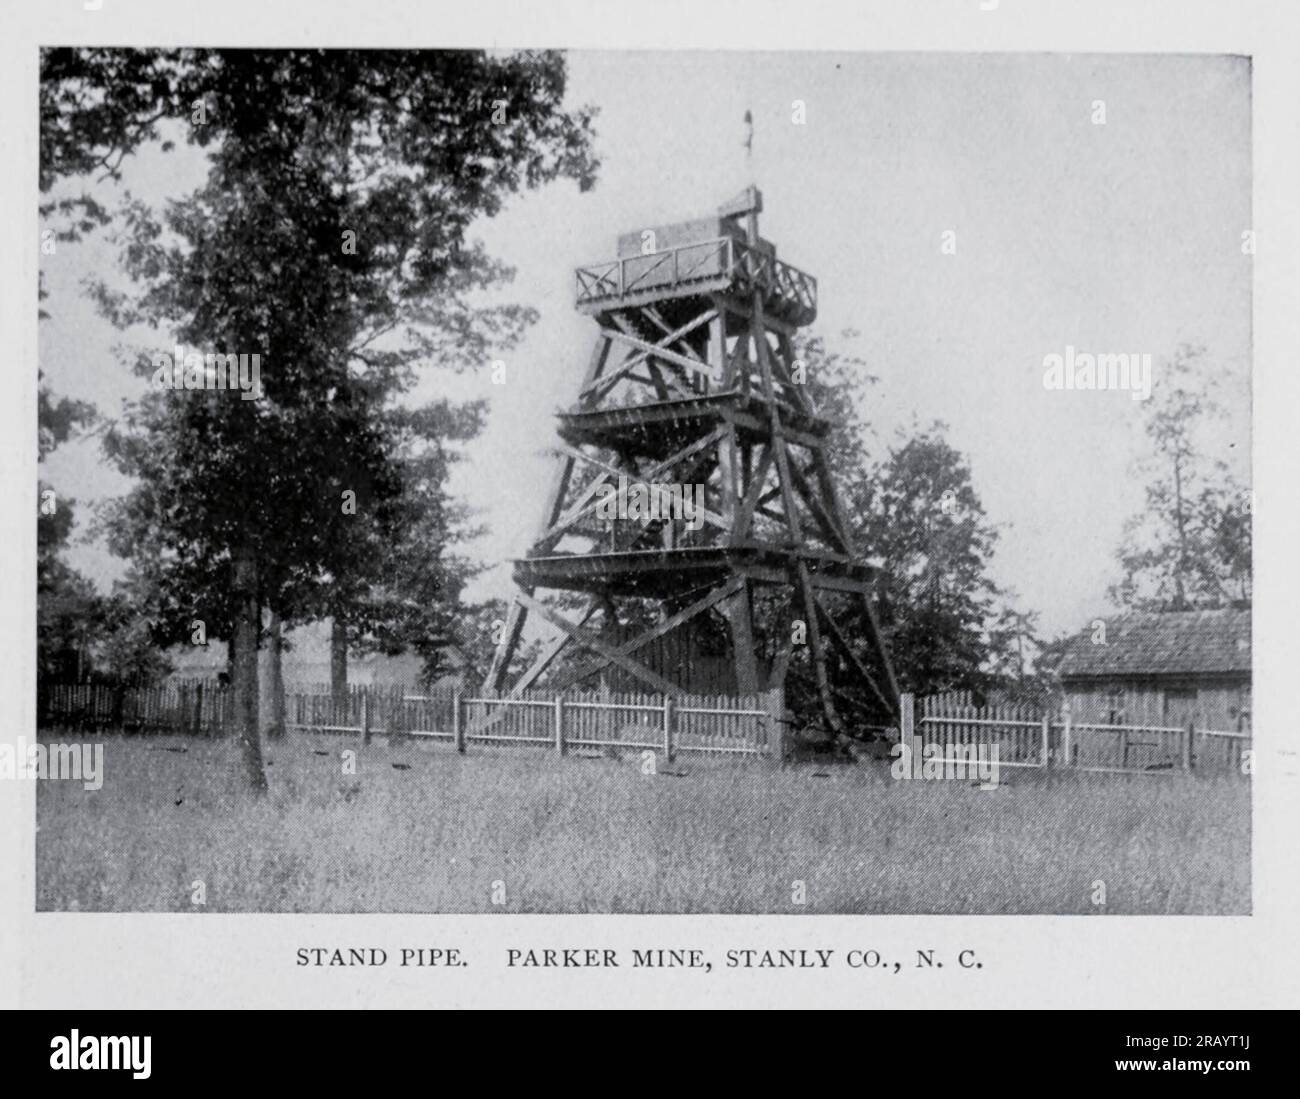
[5,0,1298,1026]
[31,44,1254,916]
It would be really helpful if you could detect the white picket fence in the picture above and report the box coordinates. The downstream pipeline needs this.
[41,679,788,761]
[913,693,1250,775]
[286,683,786,761]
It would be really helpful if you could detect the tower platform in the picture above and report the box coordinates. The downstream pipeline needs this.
[575,235,817,328]
[513,544,876,600]
[556,391,830,461]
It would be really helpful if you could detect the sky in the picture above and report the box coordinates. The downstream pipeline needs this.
[38,50,1252,640]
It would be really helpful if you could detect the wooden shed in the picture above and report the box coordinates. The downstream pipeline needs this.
[1050,608,1251,733]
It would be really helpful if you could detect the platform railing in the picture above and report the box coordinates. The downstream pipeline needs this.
[575,237,817,320]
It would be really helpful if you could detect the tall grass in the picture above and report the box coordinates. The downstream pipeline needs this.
[35,731,1250,914]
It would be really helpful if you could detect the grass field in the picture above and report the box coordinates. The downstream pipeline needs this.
[34,730,1250,914]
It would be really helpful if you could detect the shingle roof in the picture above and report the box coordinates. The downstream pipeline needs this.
[1052,608,1251,679]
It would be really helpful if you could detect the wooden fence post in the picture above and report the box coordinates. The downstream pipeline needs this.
[192,681,204,737]
[1060,703,1072,768]
[662,695,674,763]
[899,692,915,760]
[361,688,370,745]
[389,684,404,738]
[554,694,565,756]
[1042,712,1052,768]
[1183,721,1195,771]
[453,688,465,753]
[764,686,786,760]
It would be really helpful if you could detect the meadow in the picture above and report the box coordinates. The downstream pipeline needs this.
[34,730,1250,914]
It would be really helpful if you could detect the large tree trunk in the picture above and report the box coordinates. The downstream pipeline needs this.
[264,608,286,739]
[232,548,268,793]
[330,614,348,719]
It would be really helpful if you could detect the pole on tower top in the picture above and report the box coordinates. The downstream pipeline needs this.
[718,110,763,241]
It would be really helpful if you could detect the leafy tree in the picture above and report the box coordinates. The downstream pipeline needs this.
[853,424,1010,696]
[793,336,1035,723]
[982,605,1055,704]
[792,330,878,480]
[97,594,176,684]
[37,551,101,683]
[346,400,488,687]
[37,381,100,681]
[453,598,516,686]
[38,383,96,462]
[39,52,179,685]
[40,49,184,224]
[1111,345,1251,610]
[72,49,597,789]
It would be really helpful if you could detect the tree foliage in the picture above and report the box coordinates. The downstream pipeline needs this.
[1111,345,1251,611]
[42,48,599,781]
[37,380,101,680]
[794,334,1038,711]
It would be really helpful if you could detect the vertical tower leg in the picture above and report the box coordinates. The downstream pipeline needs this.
[485,593,529,691]
[806,441,901,717]
[724,581,761,695]
[795,563,840,733]
[746,272,842,735]
[485,332,610,689]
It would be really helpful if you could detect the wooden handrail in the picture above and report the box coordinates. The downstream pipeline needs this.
[573,236,817,316]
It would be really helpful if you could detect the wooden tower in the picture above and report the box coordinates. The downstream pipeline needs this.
[485,186,899,733]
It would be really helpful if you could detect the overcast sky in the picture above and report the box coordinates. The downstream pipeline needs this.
[39,50,1251,640]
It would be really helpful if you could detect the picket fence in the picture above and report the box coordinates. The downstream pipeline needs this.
[39,679,230,735]
[285,682,784,760]
[915,692,1250,775]
[41,682,1248,774]
[39,680,786,762]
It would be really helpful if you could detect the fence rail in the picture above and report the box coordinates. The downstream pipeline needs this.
[916,693,1249,775]
[40,680,786,762]
[40,680,232,735]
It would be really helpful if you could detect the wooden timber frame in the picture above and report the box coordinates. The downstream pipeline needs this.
[485,186,900,735]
